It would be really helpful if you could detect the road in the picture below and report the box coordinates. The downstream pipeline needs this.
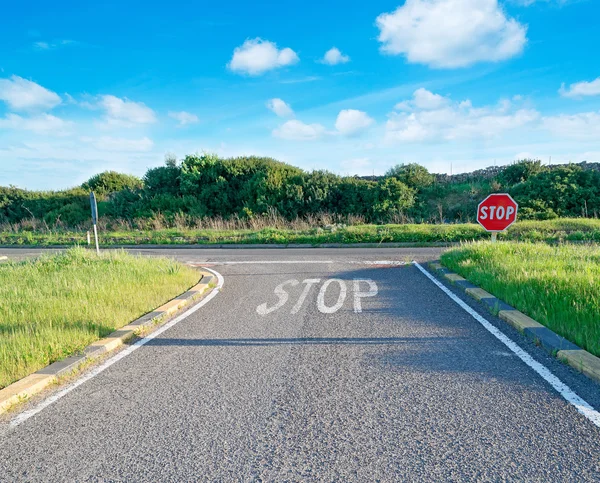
[1,248,599,481]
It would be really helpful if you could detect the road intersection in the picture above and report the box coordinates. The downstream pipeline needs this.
[1,248,599,481]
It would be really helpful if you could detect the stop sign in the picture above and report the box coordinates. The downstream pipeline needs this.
[477,194,518,232]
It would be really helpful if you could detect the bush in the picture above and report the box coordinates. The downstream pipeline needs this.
[82,171,143,195]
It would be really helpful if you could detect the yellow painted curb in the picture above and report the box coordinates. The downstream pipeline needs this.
[86,330,137,354]
[557,350,600,383]
[444,273,466,283]
[154,298,187,314]
[0,373,56,412]
[498,310,544,332]
[189,282,210,292]
[0,270,214,416]
[465,287,494,301]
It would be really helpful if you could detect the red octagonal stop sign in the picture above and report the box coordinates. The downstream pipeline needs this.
[477,194,518,232]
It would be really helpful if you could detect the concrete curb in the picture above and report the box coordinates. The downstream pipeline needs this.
[428,262,600,384]
[0,242,458,250]
[0,271,215,415]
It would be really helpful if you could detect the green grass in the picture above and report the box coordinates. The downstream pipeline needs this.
[0,248,199,389]
[2,218,600,246]
[441,242,600,357]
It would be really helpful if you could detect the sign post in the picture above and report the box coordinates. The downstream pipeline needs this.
[477,193,518,242]
[90,192,100,255]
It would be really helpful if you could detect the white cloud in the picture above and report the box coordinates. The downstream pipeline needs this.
[335,110,375,136]
[0,75,61,111]
[98,95,156,125]
[267,98,294,118]
[395,88,450,110]
[228,38,299,75]
[542,112,600,141]
[509,0,572,5]
[386,91,539,142]
[33,40,75,51]
[559,77,600,98]
[168,111,199,126]
[273,120,326,141]
[321,47,350,65]
[0,113,70,134]
[82,136,154,152]
[376,0,527,68]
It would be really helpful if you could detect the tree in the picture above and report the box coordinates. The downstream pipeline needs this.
[497,159,546,187]
[82,171,143,195]
[510,165,600,219]
[385,163,434,190]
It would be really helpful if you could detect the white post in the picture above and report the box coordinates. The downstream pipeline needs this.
[491,232,498,243]
[87,231,91,246]
[93,224,100,255]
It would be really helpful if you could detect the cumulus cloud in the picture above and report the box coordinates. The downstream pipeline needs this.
[272,120,326,141]
[386,90,539,142]
[395,88,450,110]
[542,112,600,141]
[168,111,199,126]
[0,113,69,134]
[228,38,299,75]
[321,47,350,65]
[376,0,527,68]
[98,95,156,125]
[509,0,571,5]
[335,110,375,136]
[559,77,600,98]
[267,98,294,118]
[0,75,61,111]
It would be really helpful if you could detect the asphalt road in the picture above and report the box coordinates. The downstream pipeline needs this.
[1,248,599,481]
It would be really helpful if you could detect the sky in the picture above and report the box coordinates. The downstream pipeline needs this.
[1,0,599,190]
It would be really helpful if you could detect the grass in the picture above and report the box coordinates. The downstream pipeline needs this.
[441,242,600,358]
[1,218,600,246]
[0,248,199,390]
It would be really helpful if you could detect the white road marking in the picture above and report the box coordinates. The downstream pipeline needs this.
[9,267,225,428]
[188,260,409,266]
[353,279,378,313]
[256,278,379,315]
[256,279,299,316]
[291,279,321,314]
[317,279,347,314]
[413,261,600,429]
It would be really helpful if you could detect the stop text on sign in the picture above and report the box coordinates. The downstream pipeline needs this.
[477,193,518,232]
[478,205,515,221]
[256,278,378,315]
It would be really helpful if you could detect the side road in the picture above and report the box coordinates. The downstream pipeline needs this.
[0,249,599,481]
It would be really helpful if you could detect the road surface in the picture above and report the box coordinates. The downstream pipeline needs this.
[1,248,599,481]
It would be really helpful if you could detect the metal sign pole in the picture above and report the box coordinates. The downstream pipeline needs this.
[90,192,100,255]
[491,232,497,243]
[93,224,100,255]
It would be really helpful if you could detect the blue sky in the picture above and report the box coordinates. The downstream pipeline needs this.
[1,0,599,190]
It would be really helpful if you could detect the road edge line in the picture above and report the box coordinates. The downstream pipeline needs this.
[414,261,600,429]
[0,270,217,417]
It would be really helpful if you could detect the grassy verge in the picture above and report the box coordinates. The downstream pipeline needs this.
[441,242,600,358]
[0,248,199,389]
[1,218,600,246]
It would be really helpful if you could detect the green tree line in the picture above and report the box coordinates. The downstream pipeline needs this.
[1,155,599,228]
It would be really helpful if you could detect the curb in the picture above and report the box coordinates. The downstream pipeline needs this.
[0,242,457,250]
[0,271,215,415]
[428,261,600,384]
